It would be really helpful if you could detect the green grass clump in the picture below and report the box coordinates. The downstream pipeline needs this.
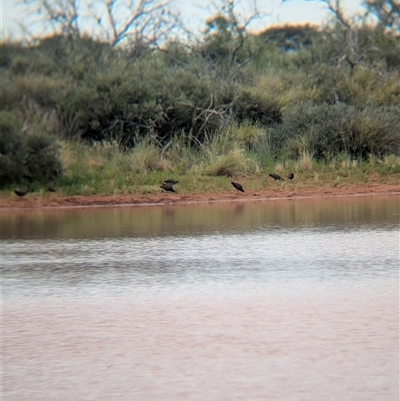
[204,149,249,177]
[125,140,161,173]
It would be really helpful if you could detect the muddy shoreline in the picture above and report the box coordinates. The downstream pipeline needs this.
[1,183,399,210]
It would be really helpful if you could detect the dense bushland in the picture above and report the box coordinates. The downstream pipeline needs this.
[1,0,399,191]
[0,111,62,187]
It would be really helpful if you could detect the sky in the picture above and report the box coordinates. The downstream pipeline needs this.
[1,0,365,39]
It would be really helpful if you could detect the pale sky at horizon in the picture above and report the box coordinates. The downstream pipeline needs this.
[1,0,365,39]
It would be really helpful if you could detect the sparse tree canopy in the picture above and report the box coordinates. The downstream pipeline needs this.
[22,0,81,38]
[21,0,180,52]
[202,0,267,66]
[363,0,400,32]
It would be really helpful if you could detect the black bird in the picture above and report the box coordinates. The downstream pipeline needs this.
[269,173,284,181]
[160,182,176,193]
[287,173,294,180]
[14,190,28,197]
[47,186,56,192]
[231,181,244,192]
[163,179,179,185]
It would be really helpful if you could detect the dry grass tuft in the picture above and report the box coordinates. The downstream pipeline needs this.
[127,141,160,173]
[274,162,284,173]
[297,151,313,171]
[383,154,400,167]
[204,150,248,177]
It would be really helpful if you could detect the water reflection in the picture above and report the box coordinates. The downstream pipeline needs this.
[2,195,399,298]
[1,194,399,240]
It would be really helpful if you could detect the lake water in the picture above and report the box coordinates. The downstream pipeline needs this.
[2,195,399,401]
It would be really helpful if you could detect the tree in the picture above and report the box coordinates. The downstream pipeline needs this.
[202,0,269,67]
[94,0,179,50]
[286,0,399,73]
[363,0,400,33]
[21,0,81,39]
[20,0,180,53]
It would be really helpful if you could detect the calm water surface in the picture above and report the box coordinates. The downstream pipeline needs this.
[2,195,399,400]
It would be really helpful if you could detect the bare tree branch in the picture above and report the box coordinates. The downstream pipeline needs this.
[363,0,400,32]
[204,0,270,69]
[22,0,81,37]
[20,0,179,53]
[91,0,178,50]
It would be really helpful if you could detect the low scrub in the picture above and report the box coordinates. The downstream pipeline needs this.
[234,88,282,126]
[0,111,26,186]
[275,103,400,160]
[0,111,63,187]
[24,133,63,182]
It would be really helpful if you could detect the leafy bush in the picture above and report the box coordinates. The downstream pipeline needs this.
[0,111,26,186]
[24,133,63,182]
[15,75,65,109]
[275,103,400,160]
[234,88,282,126]
[338,69,400,107]
[0,111,63,187]
[231,122,266,149]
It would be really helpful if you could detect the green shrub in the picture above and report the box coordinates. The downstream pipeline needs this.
[0,111,63,187]
[231,122,265,149]
[276,103,400,160]
[339,69,400,107]
[58,53,243,146]
[10,56,30,74]
[0,111,26,186]
[15,76,65,108]
[24,133,63,182]
[234,87,282,126]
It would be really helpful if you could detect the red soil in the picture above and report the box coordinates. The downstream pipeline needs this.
[2,183,399,210]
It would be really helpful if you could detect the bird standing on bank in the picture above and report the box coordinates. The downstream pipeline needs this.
[231,182,244,192]
[269,173,284,181]
[14,190,28,197]
[287,173,294,180]
[160,182,176,193]
[163,179,179,185]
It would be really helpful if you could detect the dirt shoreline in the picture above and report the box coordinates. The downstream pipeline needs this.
[1,183,399,210]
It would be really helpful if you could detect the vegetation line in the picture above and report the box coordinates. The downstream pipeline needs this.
[1,0,399,197]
